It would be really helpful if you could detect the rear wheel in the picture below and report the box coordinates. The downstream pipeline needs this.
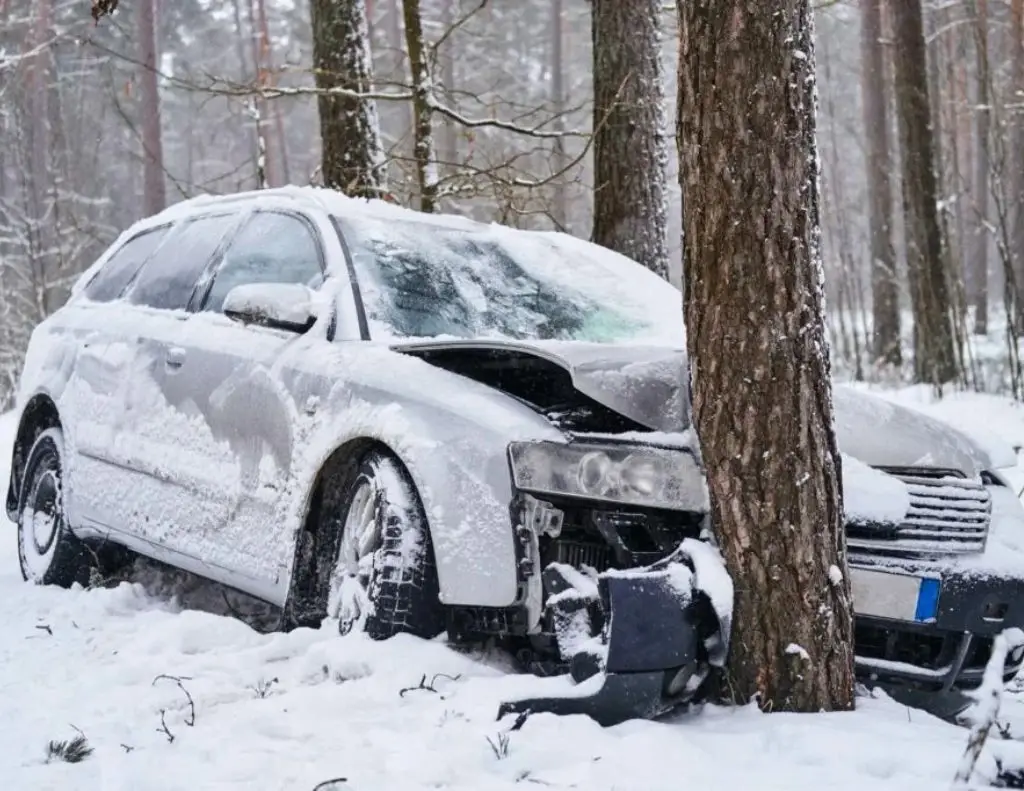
[16,428,94,587]
[325,450,445,640]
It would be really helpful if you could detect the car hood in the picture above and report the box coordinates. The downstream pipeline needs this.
[392,338,688,433]
[391,339,994,475]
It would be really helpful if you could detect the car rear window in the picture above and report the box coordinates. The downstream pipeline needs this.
[84,226,170,303]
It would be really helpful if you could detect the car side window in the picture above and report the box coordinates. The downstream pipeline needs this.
[84,226,170,303]
[127,213,238,311]
[201,212,324,313]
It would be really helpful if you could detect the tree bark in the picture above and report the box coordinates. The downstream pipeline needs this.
[402,0,438,213]
[860,0,900,366]
[1012,0,1024,328]
[592,0,669,280]
[676,0,855,713]
[890,0,958,385]
[311,0,385,198]
[138,0,166,216]
[971,0,990,335]
[551,0,568,229]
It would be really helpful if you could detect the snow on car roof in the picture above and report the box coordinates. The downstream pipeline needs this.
[70,187,686,347]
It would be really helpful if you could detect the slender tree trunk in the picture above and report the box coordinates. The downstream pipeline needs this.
[402,0,438,213]
[311,0,385,198]
[891,0,958,385]
[246,0,274,187]
[138,0,166,216]
[592,0,669,279]
[677,0,855,712]
[1012,0,1024,328]
[439,0,458,193]
[860,0,900,366]
[971,0,990,335]
[551,0,568,229]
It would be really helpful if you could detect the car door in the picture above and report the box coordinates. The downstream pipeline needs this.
[61,224,174,533]
[128,209,327,590]
[110,210,246,563]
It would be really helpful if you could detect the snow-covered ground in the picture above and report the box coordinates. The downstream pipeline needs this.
[5,401,1024,790]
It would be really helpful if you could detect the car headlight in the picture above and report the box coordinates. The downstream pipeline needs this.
[508,441,709,512]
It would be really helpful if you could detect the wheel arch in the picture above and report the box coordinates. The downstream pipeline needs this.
[282,435,418,627]
[6,393,62,521]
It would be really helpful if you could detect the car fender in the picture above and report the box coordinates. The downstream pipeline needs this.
[277,343,565,609]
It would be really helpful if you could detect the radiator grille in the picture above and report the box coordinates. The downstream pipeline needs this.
[848,468,991,557]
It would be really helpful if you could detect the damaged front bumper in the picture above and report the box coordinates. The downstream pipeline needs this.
[498,558,1024,727]
[499,548,726,727]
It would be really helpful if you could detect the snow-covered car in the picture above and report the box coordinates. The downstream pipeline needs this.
[7,187,1024,723]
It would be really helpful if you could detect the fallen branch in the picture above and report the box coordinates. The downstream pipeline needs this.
[952,628,1024,788]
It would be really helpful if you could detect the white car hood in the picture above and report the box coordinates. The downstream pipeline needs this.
[392,338,994,476]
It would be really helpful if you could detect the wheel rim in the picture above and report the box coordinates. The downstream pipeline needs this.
[339,480,380,579]
[327,478,382,628]
[30,471,59,555]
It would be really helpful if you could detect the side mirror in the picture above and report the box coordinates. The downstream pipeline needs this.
[222,283,318,333]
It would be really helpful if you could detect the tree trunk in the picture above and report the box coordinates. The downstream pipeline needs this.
[592,0,669,279]
[311,0,385,198]
[676,0,855,713]
[891,0,958,385]
[402,0,438,213]
[1012,0,1024,328]
[439,0,459,194]
[138,0,166,216]
[255,0,292,186]
[246,0,274,188]
[551,0,568,229]
[971,0,990,335]
[860,0,900,366]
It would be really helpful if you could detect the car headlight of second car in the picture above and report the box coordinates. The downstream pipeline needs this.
[508,441,709,512]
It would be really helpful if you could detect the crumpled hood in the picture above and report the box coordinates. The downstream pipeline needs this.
[391,338,688,433]
[392,338,995,475]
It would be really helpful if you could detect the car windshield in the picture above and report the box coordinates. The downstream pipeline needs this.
[335,215,684,345]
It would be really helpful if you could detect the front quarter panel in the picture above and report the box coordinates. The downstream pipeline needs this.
[281,342,564,608]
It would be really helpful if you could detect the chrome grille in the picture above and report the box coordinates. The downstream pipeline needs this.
[847,468,991,557]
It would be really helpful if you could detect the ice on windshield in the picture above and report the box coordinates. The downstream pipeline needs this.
[336,214,683,345]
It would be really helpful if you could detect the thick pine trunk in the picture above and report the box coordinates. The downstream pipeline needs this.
[592,0,669,279]
[311,0,385,198]
[860,0,900,366]
[891,0,958,385]
[676,0,855,713]
[402,0,438,213]
[138,0,166,216]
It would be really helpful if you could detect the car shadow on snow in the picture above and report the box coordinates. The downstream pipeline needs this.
[99,555,284,634]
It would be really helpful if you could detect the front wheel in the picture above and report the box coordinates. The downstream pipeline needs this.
[16,428,94,587]
[327,450,445,640]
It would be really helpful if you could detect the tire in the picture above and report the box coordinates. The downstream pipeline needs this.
[16,428,94,587]
[328,450,445,641]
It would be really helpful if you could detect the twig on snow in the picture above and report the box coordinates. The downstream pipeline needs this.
[311,778,348,791]
[152,674,196,742]
[398,672,462,699]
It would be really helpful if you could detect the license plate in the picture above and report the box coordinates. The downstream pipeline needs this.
[849,567,941,623]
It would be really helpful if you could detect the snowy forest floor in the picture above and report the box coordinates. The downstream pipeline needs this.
[7,394,1024,790]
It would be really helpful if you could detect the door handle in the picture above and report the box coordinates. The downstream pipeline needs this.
[165,347,187,369]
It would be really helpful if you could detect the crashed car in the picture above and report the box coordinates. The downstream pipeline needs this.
[7,187,1024,724]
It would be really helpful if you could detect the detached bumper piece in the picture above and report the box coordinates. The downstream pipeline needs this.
[497,563,709,727]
